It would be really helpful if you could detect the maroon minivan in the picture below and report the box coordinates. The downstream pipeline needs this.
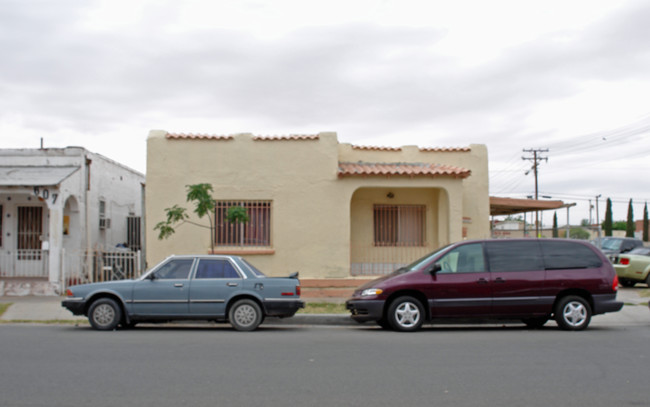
[346,239,623,332]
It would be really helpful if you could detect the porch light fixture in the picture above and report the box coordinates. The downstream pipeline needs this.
[387,192,395,199]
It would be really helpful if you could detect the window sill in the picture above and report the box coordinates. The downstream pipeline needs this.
[209,248,275,255]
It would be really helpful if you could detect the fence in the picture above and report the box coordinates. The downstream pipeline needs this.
[0,249,49,278]
[350,244,431,276]
[62,249,142,289]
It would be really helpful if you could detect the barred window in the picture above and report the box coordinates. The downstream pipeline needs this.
[374,204,425,246]
[215,201,271,247]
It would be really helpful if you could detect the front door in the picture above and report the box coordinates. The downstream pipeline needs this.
[426,243,492,317]
[132,258,194,315]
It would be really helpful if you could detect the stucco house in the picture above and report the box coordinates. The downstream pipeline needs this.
[146,130,490,295]
[0,147,145,295]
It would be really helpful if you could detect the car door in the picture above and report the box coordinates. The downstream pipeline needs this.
[132,258,194,316]
[485,240,548,316]
[188,258,244,316]
[426,242,492,317]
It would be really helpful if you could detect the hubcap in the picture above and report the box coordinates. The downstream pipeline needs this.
[93,304,115,327]
[234,304,257,327]
[563,301,587,327]
[395,302,420,328]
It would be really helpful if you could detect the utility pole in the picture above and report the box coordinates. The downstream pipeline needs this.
[522,148,549,237]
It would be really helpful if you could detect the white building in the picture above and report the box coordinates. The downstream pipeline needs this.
[0,147,145,295]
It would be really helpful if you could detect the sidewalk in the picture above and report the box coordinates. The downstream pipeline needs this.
[1,288,647,326]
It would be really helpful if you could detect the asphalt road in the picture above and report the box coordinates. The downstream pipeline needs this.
[1,323,648,407]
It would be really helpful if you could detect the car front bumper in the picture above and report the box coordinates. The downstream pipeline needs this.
[346,299,385,323]
[61,299,87,316]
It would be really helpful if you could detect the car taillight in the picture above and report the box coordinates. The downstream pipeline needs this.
[620,258,630,265]
[296,285,301,296]
[65,289,74,297]
[612,275,619,291]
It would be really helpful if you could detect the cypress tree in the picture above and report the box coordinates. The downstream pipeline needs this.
[626,199,635,238]
[643,202,648,242]
[603,198,613,236]
[552,212,558,238]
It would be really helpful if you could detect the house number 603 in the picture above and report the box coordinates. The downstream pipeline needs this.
[33,187,58,204]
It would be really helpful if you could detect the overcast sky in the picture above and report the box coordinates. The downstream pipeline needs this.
[2,0,650,226]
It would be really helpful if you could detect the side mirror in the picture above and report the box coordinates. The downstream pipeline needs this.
[146,273,156,281]
[426,263,442,274]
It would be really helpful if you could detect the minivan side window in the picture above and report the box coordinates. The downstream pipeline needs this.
[436,243,486,274]
[485,241,543,272]
[540,241,602,269]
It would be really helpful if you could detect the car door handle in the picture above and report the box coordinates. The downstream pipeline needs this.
[227,282,239,287]
[494,278,506,283]
[174,283,184,288]
[477,278,488,284]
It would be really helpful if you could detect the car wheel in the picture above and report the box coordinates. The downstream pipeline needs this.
[645,273,650,287]
[522,317,549,329]
[555,296,591,331]
[229,299,263,331]
[619,279,636,288]
[376,318,392,330]
[88,298,122,331]
[387,296,424,332]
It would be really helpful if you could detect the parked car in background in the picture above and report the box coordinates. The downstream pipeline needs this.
[346,239,623,332]
[62,255,304,331]
[594,237,644,256]
[611,247,650,287]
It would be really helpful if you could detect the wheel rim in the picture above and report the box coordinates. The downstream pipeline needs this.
[234,304,257,327]
[562,301,587,327]
[93,304,116,327]
[395,302,420,328]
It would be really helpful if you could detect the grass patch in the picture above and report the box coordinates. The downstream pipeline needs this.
[299,302,347,314]
[0,303,12,318]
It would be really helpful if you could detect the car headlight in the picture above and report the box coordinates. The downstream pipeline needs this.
[361,288,383,297]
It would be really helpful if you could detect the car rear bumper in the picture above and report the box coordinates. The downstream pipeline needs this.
[346,299,385,323]
[592,293,624,315]
[263,299,305,317]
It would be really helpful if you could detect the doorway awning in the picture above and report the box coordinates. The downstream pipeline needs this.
[0,165,80,187]
[490,196,573,216]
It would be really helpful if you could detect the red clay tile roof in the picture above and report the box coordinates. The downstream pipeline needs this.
[338,162,471,179]
[352,145,402,151]
[166,133,233,140]
[420,147,471,152]
[253,135,319,141]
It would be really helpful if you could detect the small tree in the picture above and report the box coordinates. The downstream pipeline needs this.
[626,199,635,238]
[603,198,613,236]
[643,202,648,242]
[154,183,250,253]
[552,212,558,238]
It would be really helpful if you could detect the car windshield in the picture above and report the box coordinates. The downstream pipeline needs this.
[600,238,623,250]
[629,247,650,256]
[392,244,453,275]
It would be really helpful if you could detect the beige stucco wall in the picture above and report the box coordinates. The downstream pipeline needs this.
[146,131,489,278]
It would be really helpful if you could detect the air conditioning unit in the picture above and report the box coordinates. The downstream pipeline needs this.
[99,218,111,229]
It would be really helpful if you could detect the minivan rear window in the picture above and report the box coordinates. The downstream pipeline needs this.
[485,241,544,272]
[540,241,602,269]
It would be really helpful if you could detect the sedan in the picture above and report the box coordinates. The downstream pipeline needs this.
[611,247,650,287]
[62,255,304,331]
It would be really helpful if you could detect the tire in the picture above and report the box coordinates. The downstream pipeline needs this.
[645,273,650,288]
[376,318,391,330]
[619,279,636,288]
[229,299,263,331]
[555,296,591,331]
[387,296,425,332]
[88,298,122,331]
[522,317,549,329]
